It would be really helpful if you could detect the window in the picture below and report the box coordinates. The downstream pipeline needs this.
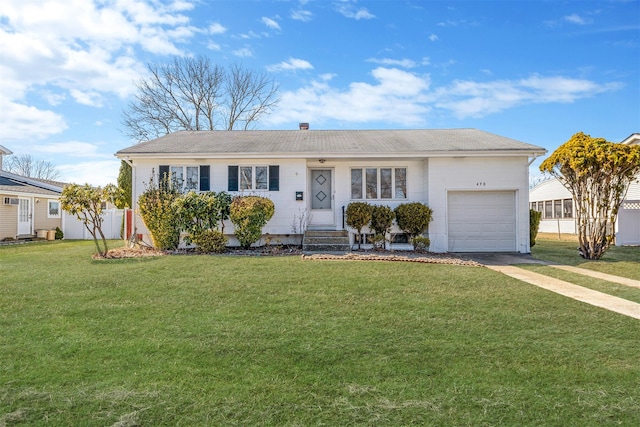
[159,165,210,192]
[48,200,61,218]
[554,199,563,218]
[228,165,279,191]
[544,200,553,219]
[563,199,573,218]
[351,167,407,200]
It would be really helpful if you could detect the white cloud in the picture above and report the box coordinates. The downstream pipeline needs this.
[0,0,198,142]
[261,17,281,30]
[31,141,106,158]
[564,13,587,25]
[291,9,313,22]
[0,99,68,141]
[232,48,253,57]
[209,22,226,34]
[267,67,621,127]
[434,75,622,118]
[429,34,439,42]
[366,58,418,68]
[335,1,375,20]
[57,159,121,186]
[266,67,431,127]
[267,58,314,72]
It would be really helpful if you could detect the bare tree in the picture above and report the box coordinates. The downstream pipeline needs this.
[4,154,61,180]
[122,57,279,142]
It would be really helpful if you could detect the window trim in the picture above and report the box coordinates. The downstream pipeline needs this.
[350,167,407,200]
[47,200,61,218]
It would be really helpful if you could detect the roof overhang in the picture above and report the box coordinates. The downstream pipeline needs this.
[116,149,547,161]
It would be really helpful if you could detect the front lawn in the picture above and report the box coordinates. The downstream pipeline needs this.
[531,235,640,280]
[1,240,639,426]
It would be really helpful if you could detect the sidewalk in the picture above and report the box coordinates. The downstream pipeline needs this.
[463,253,640,320]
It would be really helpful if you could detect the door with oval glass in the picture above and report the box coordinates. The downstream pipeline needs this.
[309,169,334,227]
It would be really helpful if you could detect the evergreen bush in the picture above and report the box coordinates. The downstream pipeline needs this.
[530,209,542,247]
[229,196,275,249]
[346,202,373,249]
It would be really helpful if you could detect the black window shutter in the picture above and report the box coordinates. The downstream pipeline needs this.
[199,165,210,191]
[228,166,239,191]
[159,165,170,189]
[268,165,279,191]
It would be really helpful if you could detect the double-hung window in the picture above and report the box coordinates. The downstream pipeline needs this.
[228,165,279,191]
[350,167,406,200]
[159,165,210,192]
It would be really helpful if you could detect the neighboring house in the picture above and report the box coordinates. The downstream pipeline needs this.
[0,145,65,240]
[116,127,546,253]
[0,145,123,241]
[530,133,640,246]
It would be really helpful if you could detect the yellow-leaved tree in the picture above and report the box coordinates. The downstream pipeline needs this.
[540,132,640,259]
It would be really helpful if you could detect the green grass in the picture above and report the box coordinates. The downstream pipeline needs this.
[520,265,640,304]
[531,237,640,281]
[1,240,640,426]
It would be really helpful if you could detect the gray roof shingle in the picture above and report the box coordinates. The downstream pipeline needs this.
[115,129,546,158]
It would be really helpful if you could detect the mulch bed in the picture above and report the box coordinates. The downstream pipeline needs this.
[98,245,480,266]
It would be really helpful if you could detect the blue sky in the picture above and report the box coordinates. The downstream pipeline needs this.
[1,0,638,186]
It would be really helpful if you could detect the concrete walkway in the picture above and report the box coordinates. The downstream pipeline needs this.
[463,253,640,320]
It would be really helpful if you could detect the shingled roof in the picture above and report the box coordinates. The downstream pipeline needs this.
[116,129,546,158]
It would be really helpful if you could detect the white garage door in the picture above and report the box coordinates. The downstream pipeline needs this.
[448,191,516,252]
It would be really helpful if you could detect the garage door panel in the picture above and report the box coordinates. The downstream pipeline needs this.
[448,191,516,252]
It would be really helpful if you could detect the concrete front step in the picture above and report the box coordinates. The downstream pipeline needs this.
[302,230,350,252]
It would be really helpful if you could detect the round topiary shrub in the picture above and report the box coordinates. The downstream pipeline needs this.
[394,202,433,239]
[346,202,373,249]
[229,196,275,249]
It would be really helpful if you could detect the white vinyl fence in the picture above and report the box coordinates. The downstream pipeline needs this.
[63,209,124,240]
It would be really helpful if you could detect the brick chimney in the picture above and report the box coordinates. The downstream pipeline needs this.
[299,122,309,130]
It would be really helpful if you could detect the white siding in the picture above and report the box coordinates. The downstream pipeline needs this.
[428,156,530,253]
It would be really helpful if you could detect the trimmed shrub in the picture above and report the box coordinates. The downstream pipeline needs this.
[530,209,542,247]
[346,202,373,249]
[138,178,181,250]
[173,191,232,245]
[192,229,228,253]
[229,196,275,249]
[370,205,395,250]
[394,202,433,239]
[411,236,431,253]
[54,226,63,240]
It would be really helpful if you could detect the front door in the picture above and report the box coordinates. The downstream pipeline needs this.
[18,198,31,236]
[309,169,334,227]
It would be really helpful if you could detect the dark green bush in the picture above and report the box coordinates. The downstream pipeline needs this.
[530,209,542,247]
[138,176,181,250]
[192,229,228,253]
[54,226,63,240]
[229,196,275,249]
[370,205,395,250]
[173,191,232,244]
[394,202,433,238]
[346,202,373,249]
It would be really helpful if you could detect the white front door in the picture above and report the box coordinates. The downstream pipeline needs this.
[309,169,334,227]
[18,198,32,236]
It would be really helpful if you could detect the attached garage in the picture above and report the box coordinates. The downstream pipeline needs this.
[447,191,517,252]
